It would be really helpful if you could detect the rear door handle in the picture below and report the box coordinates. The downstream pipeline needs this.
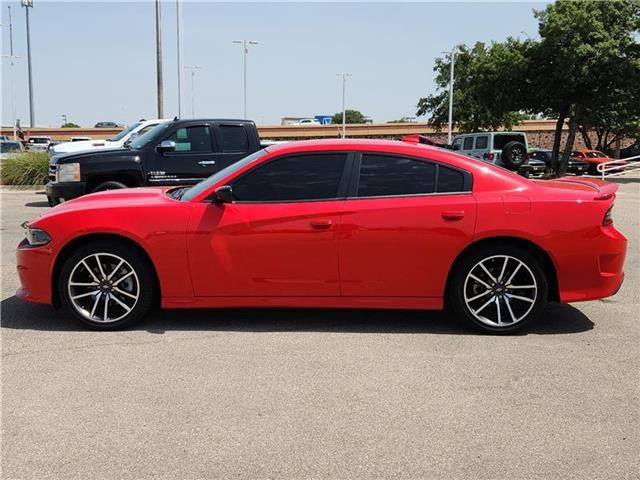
[441,210,465,221]
[198,160,216,166]
[310,220,333,230]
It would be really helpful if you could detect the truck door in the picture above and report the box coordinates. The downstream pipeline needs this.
[211,122,257,171]
[147,122,219,186]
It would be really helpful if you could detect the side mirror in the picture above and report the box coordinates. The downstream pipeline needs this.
[213,185,234,203]
[156,140,176,154]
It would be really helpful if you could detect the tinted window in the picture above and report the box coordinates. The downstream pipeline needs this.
[492,134,525,149]
[437,165,467,193]
[168,126,212,153]
[463,137,474,150]
[451,138,463,151]
[475,136,488,149]
[220,125,249,153]
[357,155,435,197]
[232,153,346,202]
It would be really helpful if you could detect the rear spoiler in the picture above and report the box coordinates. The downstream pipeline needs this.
[554,177,618,200]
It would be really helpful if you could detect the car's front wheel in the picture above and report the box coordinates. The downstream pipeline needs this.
[59,240,155,330]
[448,245,548,334]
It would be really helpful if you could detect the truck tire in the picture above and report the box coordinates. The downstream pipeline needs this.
[501,141,527,171]
[91,181,128,193]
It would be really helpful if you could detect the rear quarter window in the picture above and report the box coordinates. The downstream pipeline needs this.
[492,134,526,150]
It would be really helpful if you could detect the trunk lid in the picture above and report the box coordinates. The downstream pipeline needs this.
[532,177,618,200]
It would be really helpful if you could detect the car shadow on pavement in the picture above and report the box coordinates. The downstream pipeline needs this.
[24,201,50,208]
[0,295,594,335]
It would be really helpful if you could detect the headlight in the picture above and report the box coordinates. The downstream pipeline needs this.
[57,163,81,182]
[21,223,52,247]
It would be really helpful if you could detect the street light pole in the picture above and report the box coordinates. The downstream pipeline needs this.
[155,0,164,118]
[184,65,202,117]
[447,49,456,145]
[337,73,351,139]
[3,5,22,139]
[176,0,183,117]
[21,0,35,128]
[233,40,258,119]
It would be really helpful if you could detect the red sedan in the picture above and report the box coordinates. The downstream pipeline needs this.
[16,140,627,334]
[572,149,627,175]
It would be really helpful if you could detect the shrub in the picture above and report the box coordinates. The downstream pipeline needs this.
[0,151,49,186]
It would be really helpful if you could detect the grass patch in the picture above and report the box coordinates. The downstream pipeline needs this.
[0,151,49,186]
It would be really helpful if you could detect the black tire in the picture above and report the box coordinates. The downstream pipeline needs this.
[501,141,527,170]
[58,240,156,330]
[47,196,60,207]
[447,244,548,334]
[91,181,128,193]
[588,164,598,175]
[575,171,585,176]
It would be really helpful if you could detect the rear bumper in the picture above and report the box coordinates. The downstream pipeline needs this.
[16,241,54,305]
[558,225,627,303]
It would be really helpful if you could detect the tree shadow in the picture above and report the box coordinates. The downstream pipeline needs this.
[0,296,594,336]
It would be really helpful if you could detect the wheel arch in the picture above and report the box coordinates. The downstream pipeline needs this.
[445,236,560,303]
[51,233,161,307]
[86,172,143,192]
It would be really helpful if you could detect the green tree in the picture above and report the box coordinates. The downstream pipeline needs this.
[332,110,366,124]
[61,122,80,128]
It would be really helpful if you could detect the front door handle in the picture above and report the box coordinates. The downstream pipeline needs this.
[310,220,333,230]
[198,160,216,166]
[441,210,465,221]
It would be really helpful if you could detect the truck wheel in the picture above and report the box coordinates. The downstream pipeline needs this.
[91,181,128,193]
[501,141,527,171]
[47,196,60,207]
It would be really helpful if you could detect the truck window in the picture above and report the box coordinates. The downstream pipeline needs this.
[492,134,525,149]
[463,137,474,150]
[220,125,249,153]
[475,136,488,149]
[168,126,212,153]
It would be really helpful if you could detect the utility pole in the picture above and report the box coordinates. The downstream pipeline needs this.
[447,49,456,145]
[232,40,258,119]
[21,0,34,128]
[3,5,22,139]
[155,0,164,118]
[176,0,183,117]
[337,73,351,139]
[184,65,202,117]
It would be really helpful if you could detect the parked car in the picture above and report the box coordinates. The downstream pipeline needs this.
[0,135,9,141]
[19,139,627,334]
[26,136,53,152]
[620,143,640,159]
[46,119,262,206]
[528,149,588,176]
[452,132,529,171]
[0,140,24,160]
[571,149,626,175]
[94,121,120,128]
[49,119,170,158]
[70,136,92,142]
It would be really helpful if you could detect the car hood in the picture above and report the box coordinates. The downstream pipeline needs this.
[51,139,122,154]
[53,148,138,164]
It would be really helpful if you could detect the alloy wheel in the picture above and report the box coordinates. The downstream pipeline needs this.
[463,254,537,327]
[67,253,140,323]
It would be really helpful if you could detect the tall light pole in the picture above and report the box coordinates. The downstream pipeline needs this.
[446,49,456,145]
[176,0,183,117]
[337,73,351,139]
[21,0,34,128]
[3,5,21,139]
[232,40,258,119]
[154,0,164,118]
[184,65,202,117]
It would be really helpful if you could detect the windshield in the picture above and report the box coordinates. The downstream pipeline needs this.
[128,122,173,150]
[181,149,269,202]
[0,142,21,152]
[109,122,141,142]
[29,138,49,144]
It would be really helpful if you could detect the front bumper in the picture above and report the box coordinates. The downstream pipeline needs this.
[45,181,86,202]
[16,240,55,305]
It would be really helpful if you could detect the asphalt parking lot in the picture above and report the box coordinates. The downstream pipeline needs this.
[1,183,638,479]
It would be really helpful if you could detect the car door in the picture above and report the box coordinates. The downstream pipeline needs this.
[147,121,219,185]
[339,153,477,298]
[187,152,351,297]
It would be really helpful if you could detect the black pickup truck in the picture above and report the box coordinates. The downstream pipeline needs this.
[46,119,262,206]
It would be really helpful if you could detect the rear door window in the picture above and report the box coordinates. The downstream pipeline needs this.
[220,125,249,153]
[357,154,436,197]
[463,137,474,150]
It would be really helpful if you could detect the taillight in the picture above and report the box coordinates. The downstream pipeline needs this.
[603,205,614,226]
[486,153,495,161]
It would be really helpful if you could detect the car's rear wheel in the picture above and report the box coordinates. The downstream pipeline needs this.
[59,240,155,330]
[448,245,548,334]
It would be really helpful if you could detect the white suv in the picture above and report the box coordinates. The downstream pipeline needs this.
[49,118,171,158]
[452,132,529,171]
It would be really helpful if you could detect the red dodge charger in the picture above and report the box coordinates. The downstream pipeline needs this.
[17,140,627,334]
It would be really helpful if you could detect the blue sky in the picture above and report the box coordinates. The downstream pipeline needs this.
[1,1,547,127]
